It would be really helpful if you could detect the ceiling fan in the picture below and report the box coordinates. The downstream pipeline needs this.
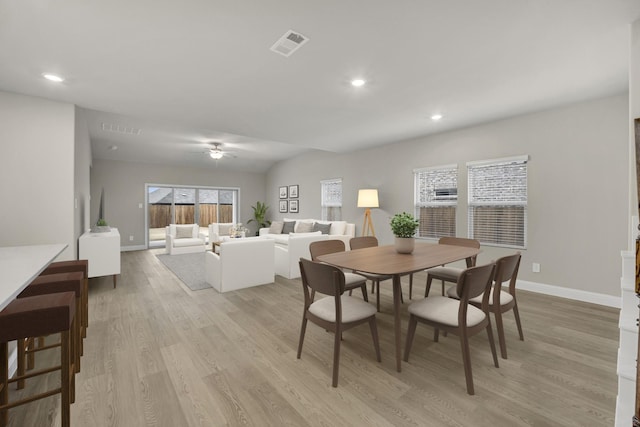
[206,142,235,160]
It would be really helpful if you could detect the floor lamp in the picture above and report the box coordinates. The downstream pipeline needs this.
[358,189,379,237]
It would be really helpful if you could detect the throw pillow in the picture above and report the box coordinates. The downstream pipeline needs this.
[269,221,284,234]
[282,221,296,234]
[175,225,194,239]
[218,224,233,236]
[312,222,331,234]
[296,221,314,233]
[329,221,347,235]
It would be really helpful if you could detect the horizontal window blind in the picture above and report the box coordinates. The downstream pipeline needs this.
[414,165,457,238]
[467,156,528,248]
[321,178,342,221]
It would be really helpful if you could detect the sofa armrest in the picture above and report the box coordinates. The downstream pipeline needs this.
[344,223,356,238]
[205,251,222,291]
[259,227,271,236]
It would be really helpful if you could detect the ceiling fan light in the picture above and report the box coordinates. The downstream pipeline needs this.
[210,149,224,160]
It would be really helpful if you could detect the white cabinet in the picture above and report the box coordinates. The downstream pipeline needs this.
[79,228,120,288]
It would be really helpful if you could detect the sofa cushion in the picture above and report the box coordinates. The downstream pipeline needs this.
[282,221,296,234]
[173,237,204,247]
[176,224,195,239]
[290,231,322,237]
[296,221,314,233]
[218,223,233,236]
[313,222,331,234]
[272,234,290,245]
[269,221,284,234]
[329,221,347,235]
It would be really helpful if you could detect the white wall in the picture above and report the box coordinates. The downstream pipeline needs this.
[90,159,267,247]
[0,91,77,260]
[74,106,92,253]
[267,94,629,298]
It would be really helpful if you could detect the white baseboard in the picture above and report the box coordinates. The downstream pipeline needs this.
[120,245,146,252]
[518,280,620,308]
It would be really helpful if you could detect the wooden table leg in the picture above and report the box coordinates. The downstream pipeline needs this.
[113,274,117,289]
[393,274,402,372]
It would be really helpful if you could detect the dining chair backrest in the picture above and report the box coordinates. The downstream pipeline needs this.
[309,240,346,261]
[299,258,345,298]
[492,252,521,304]
[349,236,379,250]
[455,262,496,308]
[439,237,480,267]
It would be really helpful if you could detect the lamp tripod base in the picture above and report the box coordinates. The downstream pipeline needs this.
[362,208,376,237]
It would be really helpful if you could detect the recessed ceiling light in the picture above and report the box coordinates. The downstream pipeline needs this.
[431,114,443,121]
[351,79,366,87]
[42,73,64,83]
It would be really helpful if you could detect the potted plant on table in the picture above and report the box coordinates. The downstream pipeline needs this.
[247,201,271,235]
[390,212,419,254]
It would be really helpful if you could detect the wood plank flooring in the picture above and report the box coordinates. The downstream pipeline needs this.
[5,249,620,426]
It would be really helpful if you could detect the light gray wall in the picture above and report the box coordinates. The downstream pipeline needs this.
[267,94,629,297]
[0,91,78,260]
[90,159,267,247]
[630,19,640,245]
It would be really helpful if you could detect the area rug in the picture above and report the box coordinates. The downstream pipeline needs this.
[156,252,212,291]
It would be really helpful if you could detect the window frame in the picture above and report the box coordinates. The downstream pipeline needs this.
[320,178,342,221]
[413,164,458,240]
[467,155,528,249]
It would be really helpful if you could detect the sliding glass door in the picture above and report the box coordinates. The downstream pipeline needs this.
[146,185,239,247]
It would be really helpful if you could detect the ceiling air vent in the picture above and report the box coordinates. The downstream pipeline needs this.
[101,123,141,135]
[270,30,309,57]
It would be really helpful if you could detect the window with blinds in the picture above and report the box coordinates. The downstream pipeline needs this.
[321,178,342,221]
[467,155,528,248]
[414,165,457,239]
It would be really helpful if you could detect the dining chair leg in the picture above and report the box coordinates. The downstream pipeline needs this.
[361,284,369,302]
[425,276,434,297]
[332,325,341,387]
[371,281,375,294]
[513,301,525,341]
[403,315,418,362]
[375,281,381,312]
[494,309,508,359]
[297,317,308,359]
[486,321,499,368]
[433,327,440,342]
[369,318,381,362]
[441,280,446,296]
[459,332,474,395]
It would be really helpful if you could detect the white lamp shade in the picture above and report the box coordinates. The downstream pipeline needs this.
[357,189,379,208]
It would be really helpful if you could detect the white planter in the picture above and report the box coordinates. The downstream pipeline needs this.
[395,237,415,254]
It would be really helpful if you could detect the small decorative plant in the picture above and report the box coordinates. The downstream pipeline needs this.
[390,212,419,238]
[247,201,271,229]
[96,218,108,226]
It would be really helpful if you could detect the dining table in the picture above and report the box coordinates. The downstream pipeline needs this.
[317,241,480,372]
[0,244,67,311]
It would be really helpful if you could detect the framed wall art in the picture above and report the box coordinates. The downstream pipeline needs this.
[289,185,299,198]
[279,200,288,213]
[289,199,299,213]
[279,186,288,199]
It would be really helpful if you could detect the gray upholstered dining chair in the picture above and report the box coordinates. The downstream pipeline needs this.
[416,236,480,298]
[404,262,499,395]
[309,240,369,302]
[447,252,523,359]
[297,258,381,387]
[349,236,394,312]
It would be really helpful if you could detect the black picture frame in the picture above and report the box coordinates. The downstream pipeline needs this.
[289,184,299,198]
[279,200,288,213]
[279,186,288,199]
[289,199,299,213]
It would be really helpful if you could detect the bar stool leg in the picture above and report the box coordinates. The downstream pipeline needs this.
[0,342,7,427]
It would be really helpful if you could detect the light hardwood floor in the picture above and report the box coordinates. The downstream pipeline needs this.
[6,249,619,426]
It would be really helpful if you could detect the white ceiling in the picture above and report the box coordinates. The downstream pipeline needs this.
[1,1,638,173]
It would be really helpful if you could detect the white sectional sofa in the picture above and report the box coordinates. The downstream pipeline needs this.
[259,219,356,279]
[204,237,275,292]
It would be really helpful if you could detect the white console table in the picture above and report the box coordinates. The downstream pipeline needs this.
[79,228,120,288]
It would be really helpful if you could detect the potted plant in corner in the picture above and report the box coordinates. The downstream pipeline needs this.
[247,201,271,236]
[390,212,419,254]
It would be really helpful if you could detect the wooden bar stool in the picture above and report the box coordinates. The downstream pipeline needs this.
[40,260,89,340]
[16,272,83,386]
[0,292,76,427]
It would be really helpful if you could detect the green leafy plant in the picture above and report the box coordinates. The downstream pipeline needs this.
[390,212,419,238]
[96,218,108,226]
[247,201,271,229]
